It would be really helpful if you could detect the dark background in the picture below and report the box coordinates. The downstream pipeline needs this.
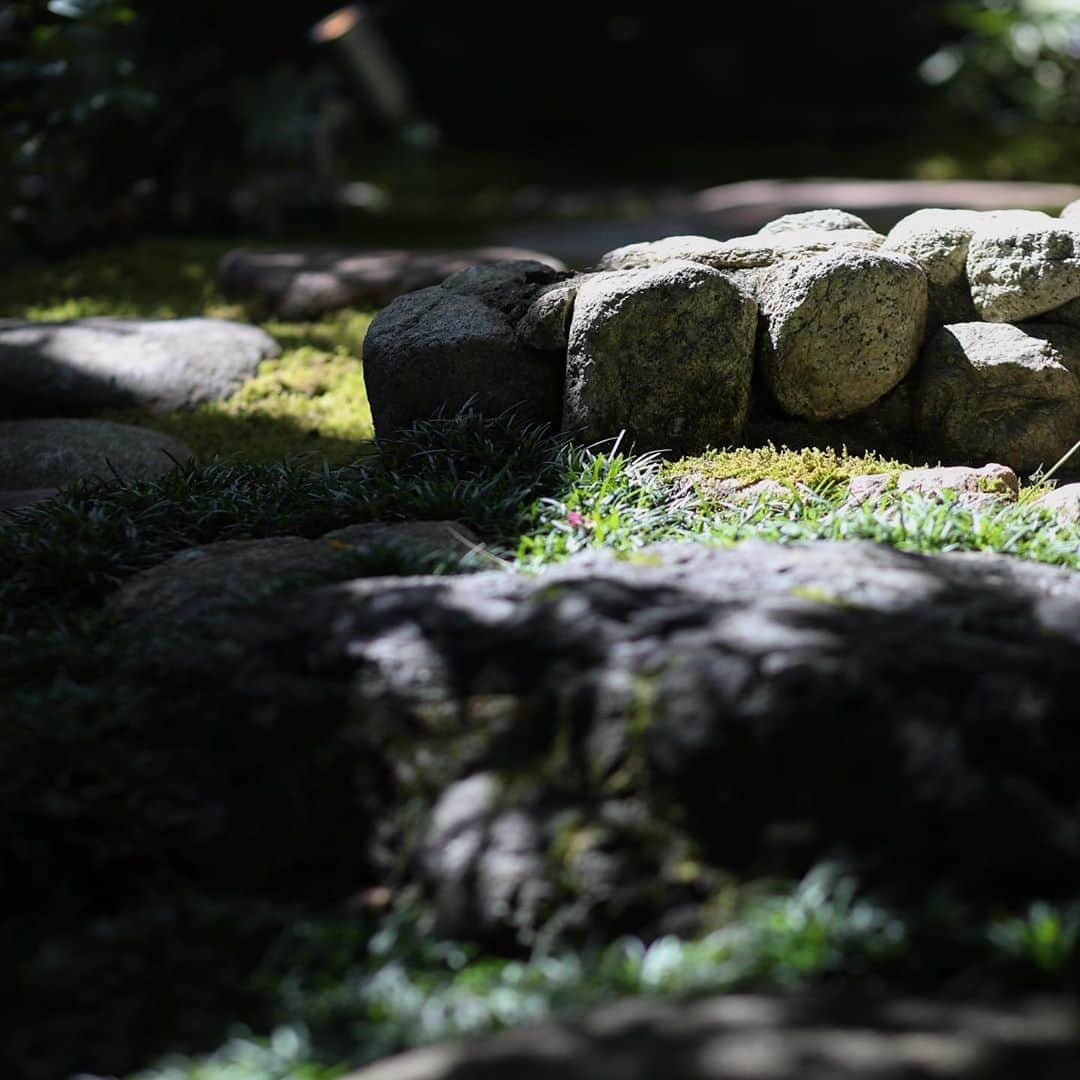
[3,1,1077,252]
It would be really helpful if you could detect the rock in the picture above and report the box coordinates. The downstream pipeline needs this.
[758,208,875,234]
[440,260,572,323]
[597,229,883,274]
[1036,296,1080,329]
[516,281,580,351]
[0,419,194,488]
[0,317,277,418]
[686,476,795,506]
[422,774,555,943]
[1061,198,1080,221]
[1034,483,1080,522]
[562,260,757,453]
[345,993,1080,1080]
[846,463,1018,507]
[208,540,1080,942]
[916,322,1080,474]
[754,246,927,420]
[881,208,981,326]
[0,488,57,513]
[217,247,568,319]
[109,521,479,624]
[967,215,1080,322]
[362,285,565,438]
[597,236,742,272]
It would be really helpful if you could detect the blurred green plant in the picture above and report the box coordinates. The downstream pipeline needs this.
[921,1,1080,129]
[1,0,157,250]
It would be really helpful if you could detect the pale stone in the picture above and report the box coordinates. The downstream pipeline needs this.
[916,322,1080,474]
[754,247,927,420]
[563,260,757,453]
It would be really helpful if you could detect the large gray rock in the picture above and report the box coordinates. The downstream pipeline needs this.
[882,208,981,326]
[916,322,1080,473]
[439,260,571,323]
[967,215,1080,321]
[0,317,277,417]
[209,540,1080,943]
[597,229,882,274]
[362,269,567,437]
[754,247,927,420]
[0,419,195,488]
[346,994,1080,1080]
[562,260,757,452]
[758,208,875,234]
[217,246,567,319]
[109,521,479,624]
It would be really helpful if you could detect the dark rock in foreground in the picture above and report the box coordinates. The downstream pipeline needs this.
[205,541,1080,944]
[347,992,1080,1080]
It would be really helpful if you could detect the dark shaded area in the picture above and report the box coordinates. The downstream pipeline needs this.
[200,539,1080,932]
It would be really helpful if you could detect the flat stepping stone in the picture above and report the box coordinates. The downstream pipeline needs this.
[0,418,194,488]
[346,992,1079,1079]
[0,317,278,417]
[108,521,479,623]
[217,246,567,319]
[209,540,1080,945]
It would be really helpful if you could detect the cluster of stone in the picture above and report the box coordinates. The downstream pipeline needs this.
[363,202,1080,472]
[0,316,279,502]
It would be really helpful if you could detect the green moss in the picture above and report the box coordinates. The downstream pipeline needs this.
[2,238,376,464]
[664,444,914,492]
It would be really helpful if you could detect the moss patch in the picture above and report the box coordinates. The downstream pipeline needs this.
[1,238,375,464]
[664,445,915,493]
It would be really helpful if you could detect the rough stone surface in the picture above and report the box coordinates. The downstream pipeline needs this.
[1061,198,1080,221]
[0,419,195,488]
[882,208,981,326]
[967,216,1080,322]
[1035,483,1080,522]
[562,260,757,452]
[758,208,875,234]
[345,993,1080,1080]
[846,463,1018,507]
[0,317,278,417]
[597,229,883,275]
[515,281,580,351]
[597,235,748,272]
[754,246,928,420]
[690,476,795,506]
[109,521,479,624]
[217,247,567,319]
[362,282,565,438]
[208,540,1080,942]
[916,322,1080,473]
[440,261,572,323]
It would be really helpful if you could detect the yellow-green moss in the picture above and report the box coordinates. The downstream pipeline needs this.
[2,238,376,464]
[664,444,916,492]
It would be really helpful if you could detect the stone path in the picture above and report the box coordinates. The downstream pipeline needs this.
[493,178,1080,264]
[347,993,1080,1079]
[217,246,567,319]
[0,316,277,417]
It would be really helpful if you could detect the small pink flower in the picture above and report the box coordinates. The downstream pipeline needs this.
[567,510,586,527]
